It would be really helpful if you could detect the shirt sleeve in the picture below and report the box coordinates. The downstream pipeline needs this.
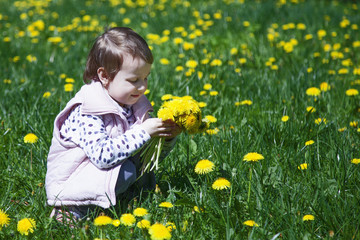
[60,105,151,169]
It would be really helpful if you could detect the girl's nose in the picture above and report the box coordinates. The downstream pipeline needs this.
[137,80,147,91]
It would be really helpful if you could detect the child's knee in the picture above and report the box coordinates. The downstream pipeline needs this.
[115,160,137,195]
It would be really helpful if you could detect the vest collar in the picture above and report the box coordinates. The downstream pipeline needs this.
[79,81,153,117]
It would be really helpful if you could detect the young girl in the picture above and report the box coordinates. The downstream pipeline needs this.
[45,27,181,221]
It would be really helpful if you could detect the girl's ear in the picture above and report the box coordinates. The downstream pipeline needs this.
[97,67,109,87]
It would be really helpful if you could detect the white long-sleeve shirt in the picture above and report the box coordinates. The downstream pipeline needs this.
[60,105,175,169]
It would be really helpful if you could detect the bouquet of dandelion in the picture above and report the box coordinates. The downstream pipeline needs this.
[140,96,208,174]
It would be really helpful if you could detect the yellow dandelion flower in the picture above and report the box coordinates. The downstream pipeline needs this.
[346,89,359,96]
[338,68,349,74]
[24,133,38,144]
[42,91,51,98]
[303,214,315,221]
[283,42,294,53]
[235,100,253,106]
[12,56,20,62]
[243,21,250,27]
[306,106,316,113]
[0,209,10,229]
[281,115,289,122]
[209,91,218,96]
[137,219,151,229]
[193,206,204,213]
[267,57,276,63]
[141,22,148,28]
[159,202,173,208]
[198,102,207,108]
[194,159,215,175]
[271,65,279,70]
[304,34,313,40]
[298,163,308,170]
[26,55,37,62]
[133,208,148,217]
[64,83,74,92]
[160,58,170,65]
[201,58,210,65]
[323,44,332,52]
[65,77,75,83]
[203,83,212,90]
[185,60,198,68]
[183,42,194,50]
[17,218,36,235]
[230,48,238,55]
[166,222,176,231]
[206,128,219,135]
[297,23,306,30]
[112,219,120,227]
[239,58,247,64]
[175,66,184,72]
[338,127,347,132]
[204,115,217,123]
[158,97,204,133]
[317,29,326,39]
[157,108,175,121]
[48,36,62,43]
[320,82,331,92]
[161,94,173,101]
[173,37,183,45]
[243,152,264,162]
[306,87,321,97]
[183,114,200,132]
[243,220,259,227]
[210,59,222,66]
[148,223,171,240]
[94,215,113,226]
[305,140,314,146]
[120,213,136,226]
[315,118,327,125]
[313,52,320,58]
[212,177,231,190]
[351,158,360,164]
[350,121,358,128]
[123,17,131,24]
[82,15,91,22]
[200,90,207,96]
[181,96,194,100]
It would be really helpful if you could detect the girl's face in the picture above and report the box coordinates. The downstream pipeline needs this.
[98,54,151,107]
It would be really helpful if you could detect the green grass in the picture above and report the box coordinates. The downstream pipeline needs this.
[1,0,360,239]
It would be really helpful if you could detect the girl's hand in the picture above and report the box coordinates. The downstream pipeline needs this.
[141,118,182,138]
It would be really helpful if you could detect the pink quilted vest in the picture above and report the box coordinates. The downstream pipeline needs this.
[45,81,152,208]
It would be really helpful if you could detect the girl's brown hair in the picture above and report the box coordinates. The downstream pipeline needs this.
[83,27,153,83]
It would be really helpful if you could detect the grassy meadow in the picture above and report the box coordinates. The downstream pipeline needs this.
[1,0,360,239]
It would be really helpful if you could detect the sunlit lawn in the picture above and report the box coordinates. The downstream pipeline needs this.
[1,0,360,239]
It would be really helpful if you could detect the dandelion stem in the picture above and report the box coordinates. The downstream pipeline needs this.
[30,147,33,172]
[247,166,252,203]
[187,134,190,163]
